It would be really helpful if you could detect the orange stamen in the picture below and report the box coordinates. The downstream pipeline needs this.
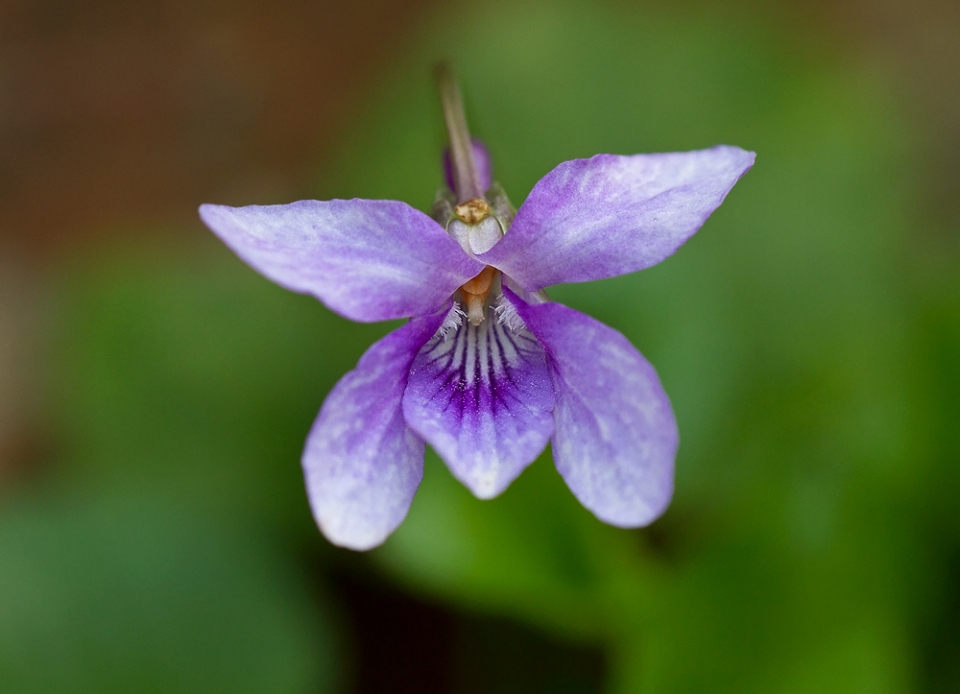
[461,265,496,296]
[460,265,498,325]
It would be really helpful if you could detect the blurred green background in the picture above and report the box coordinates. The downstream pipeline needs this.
[2,0,958,692]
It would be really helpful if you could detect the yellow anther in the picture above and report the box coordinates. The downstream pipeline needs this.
[454,198,491,225]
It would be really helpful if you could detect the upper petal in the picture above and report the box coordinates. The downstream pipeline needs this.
[509,288,677,526]
[444,138,493,194]
[200,200,483,322]
[402,303,555,499]
[478,146,755,290]
[303,311,446,550]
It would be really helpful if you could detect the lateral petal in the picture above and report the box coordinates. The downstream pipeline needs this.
[510,289,677,526]
[402,304,555,499]
[479,146,755,290]
[303,311,446,550]
[200,200,483,322]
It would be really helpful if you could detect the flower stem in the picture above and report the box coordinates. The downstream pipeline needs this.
[436,63,483,203]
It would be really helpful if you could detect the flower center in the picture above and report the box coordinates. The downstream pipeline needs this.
[454,198,491,225]
[460,265,498,326]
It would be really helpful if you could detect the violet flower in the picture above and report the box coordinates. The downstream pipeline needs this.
[200,68,754,550]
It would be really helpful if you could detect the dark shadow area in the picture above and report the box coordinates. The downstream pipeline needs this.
[329,567,457,694]
[326,563,606,694]
[453,614,606,694]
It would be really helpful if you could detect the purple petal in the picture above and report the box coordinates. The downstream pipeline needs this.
[509,288,677,526]
[199,200,483,322]
[444,138,493,194]
[303,311,446,550]
[478,146,755,290]
[402,303,555,499]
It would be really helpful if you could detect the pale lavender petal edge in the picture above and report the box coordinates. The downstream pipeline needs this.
[303,310,446,550]
[200,200,483,322]
[480,146,755,290]
[508,287,677,527]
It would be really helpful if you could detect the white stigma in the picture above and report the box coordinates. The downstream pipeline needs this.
[466,296,486,326]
